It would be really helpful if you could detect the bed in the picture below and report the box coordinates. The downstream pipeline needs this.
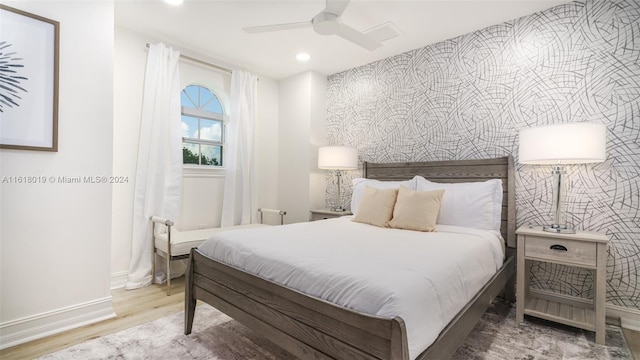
[185,156,516,360]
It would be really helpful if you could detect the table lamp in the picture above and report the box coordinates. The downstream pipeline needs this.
[519,123,606,233]
[318,146,358,211]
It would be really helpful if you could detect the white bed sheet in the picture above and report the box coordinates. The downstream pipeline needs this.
[198,217,504,359]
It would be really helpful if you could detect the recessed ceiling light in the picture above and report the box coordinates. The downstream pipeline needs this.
[164,0,184,5]
[296,53,310,62]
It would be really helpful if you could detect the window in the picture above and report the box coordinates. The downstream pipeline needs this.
[180,85,224,166]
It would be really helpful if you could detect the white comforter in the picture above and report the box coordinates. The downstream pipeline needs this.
[198,217,504,359]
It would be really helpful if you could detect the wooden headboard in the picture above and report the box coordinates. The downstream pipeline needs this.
[363,156,516,248]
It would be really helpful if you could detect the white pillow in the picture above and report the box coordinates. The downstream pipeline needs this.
[351,177,417,215]
[415,176,503,231]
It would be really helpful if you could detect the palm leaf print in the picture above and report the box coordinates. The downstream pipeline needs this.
[0,41,28,112]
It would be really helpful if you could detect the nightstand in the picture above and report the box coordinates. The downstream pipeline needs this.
[309,209,352,221]
[516,226,608,344]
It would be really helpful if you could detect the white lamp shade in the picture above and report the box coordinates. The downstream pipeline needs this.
[318,146,358,170]
[519,123,606,164]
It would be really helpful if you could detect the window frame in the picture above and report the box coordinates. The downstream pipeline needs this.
[180,85,226,168]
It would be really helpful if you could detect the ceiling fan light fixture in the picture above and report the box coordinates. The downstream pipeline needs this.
[296,53,311,62]
[312,13,341,35]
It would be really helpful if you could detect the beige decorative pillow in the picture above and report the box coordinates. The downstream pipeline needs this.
[351,186,398,228]
[388,186,445,232]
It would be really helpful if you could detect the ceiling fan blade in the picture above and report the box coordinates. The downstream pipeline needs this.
[337,23,382,51]
[243,21,311,33]
[324,0,350,16]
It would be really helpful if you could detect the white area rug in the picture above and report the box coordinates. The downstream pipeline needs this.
[38,300,632,359]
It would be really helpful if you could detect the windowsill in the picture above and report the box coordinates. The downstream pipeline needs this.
[182,165,226,178]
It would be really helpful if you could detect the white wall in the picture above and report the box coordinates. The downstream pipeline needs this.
[112,26,280,286]
[278,71,327,224]
[0,1,114,348]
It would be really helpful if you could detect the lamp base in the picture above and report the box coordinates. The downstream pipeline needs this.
[543,224,576,234]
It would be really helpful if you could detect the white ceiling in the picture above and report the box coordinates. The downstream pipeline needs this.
[115,0,570,80]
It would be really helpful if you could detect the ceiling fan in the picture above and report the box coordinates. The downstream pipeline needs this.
[242,0,382,51]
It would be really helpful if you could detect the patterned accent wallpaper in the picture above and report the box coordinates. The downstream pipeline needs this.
[326,0,639,309]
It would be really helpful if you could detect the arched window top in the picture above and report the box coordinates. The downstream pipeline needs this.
[181,85,223,114]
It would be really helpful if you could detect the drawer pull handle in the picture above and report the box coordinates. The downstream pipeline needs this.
[550,244,568,251]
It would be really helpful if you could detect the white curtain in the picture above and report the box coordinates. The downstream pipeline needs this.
[221,70,258,226]
[126,43,183,289]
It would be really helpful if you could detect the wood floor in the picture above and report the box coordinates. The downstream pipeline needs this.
[0,278,186,360]
[1,277,639,360]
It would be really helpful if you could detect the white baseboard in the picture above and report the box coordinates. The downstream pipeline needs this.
[0,296,115,350]
[607,303,640,331]
[111,270,128,290]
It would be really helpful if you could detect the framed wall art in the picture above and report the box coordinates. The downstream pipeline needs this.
[0,4,59,152]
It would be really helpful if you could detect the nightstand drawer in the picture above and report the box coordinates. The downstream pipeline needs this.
[524,236,597,266]
[309,209,352,222]
[310,213,335,221]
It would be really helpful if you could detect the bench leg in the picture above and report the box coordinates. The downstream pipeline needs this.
[167,255,171,296]
[151,251,156,285]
